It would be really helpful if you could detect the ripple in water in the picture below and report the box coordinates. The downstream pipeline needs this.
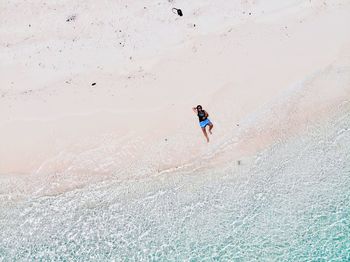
[0,110,349,261]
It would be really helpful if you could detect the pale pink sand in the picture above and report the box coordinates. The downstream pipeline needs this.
[1,0,350,197]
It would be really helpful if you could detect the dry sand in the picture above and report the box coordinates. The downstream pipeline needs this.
[1,0,350,196]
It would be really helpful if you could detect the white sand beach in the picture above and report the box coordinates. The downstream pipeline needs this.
[1,1,350,260]
[0,0,349,195]
[1,0,349,184]
[1,0,350,199]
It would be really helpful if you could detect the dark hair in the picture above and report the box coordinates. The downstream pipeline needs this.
[196,105,202,110]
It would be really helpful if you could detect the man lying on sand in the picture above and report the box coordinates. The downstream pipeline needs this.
[192,105,214,143]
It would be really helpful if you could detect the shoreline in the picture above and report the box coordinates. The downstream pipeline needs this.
[1,73,349,201]
[1,0,350,196]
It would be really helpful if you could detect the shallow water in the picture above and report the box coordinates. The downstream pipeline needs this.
[1,106,349,261]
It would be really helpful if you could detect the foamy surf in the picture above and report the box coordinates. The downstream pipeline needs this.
[1,103,349,260]
[1,0,350,260]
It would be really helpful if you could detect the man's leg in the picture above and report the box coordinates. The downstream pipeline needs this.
[201,128,209,142]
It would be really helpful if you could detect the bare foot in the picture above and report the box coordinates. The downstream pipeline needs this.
[208,125,213,134]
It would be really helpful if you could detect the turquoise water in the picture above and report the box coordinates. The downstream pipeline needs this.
[1,110,349,261]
